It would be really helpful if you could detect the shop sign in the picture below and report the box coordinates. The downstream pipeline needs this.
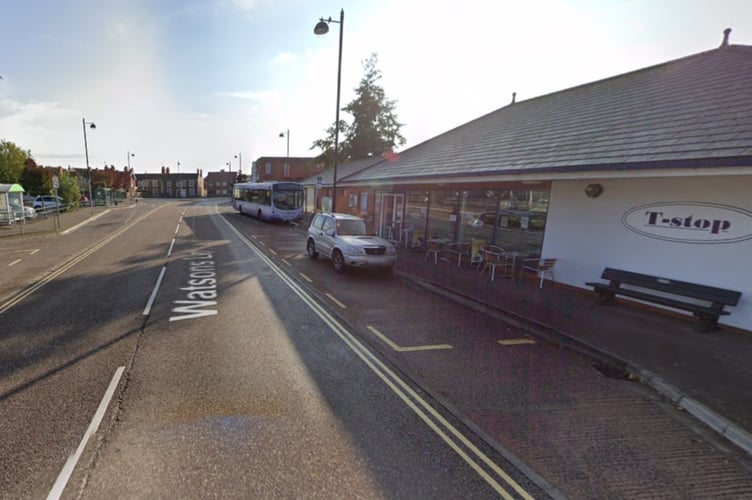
[622,202,752,244]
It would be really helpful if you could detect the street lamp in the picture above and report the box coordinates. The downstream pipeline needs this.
[126,152,135,202]
[279,130,289,177]
[314,8,343,212]
[234,153,242,176]
[82,118,96,213]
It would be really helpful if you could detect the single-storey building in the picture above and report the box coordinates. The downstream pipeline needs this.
[319,31,752,331]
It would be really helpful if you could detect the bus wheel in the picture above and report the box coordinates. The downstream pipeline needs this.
[307,239,319,259]
[332,250,346,273]
[257,209,262,220]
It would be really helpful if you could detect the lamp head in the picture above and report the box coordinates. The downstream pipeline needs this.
[89,123,96,129]
[279,132,285,138]
[314,19,329,35]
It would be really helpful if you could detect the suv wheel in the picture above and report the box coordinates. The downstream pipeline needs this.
[332,250,346,273]
[307,239,319,259]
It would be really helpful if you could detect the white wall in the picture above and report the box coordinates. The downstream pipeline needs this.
[543,175,752,330]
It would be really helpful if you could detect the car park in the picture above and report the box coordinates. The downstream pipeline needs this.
[306,213,398,273]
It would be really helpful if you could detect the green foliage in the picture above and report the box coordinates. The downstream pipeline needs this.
[58,170,81,207]
[343,53,405,160]
[0,140,30,184]
[311,53,405,165]
[310,120,350,167]
[20,160,50,195]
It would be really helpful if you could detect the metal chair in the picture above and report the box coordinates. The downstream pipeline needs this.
[480,247,513,280]
[520,258,557,288]
[477,245,504,273]
[445,241,471,267]
[424,239,444,264]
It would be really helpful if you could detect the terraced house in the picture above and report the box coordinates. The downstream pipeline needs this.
[320,30,752,331]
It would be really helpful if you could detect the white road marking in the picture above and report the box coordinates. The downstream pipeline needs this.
[8,259,21,267]
[299,272,313,283]
[60,210,111,235]
[46,366,125,500]
[143,266,166,316]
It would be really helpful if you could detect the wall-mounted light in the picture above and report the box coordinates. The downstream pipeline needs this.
[585,183,603,198]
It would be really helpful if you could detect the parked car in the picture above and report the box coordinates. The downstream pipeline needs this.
[33,195,66,212]
[306,213,398,273]
[22,205,37,219]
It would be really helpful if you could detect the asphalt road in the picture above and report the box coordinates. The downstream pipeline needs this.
[2,199,751,499]
[0,200,543,499]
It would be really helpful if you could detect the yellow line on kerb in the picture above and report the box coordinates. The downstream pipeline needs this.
[325,293,347,309]
[367,325,453,352]
[498,338,536,346]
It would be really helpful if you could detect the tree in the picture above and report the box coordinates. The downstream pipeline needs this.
[57,169,81,207]
[311,53,405,164]
[342,53,405,160]
[0,140,30,184]
[310,119,350,167]
[19,159,50,195]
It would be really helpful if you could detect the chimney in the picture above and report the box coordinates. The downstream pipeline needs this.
[720,27,732,48]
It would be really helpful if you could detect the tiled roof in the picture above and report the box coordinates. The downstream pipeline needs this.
[345,44,752,184]
[300,156,384,186]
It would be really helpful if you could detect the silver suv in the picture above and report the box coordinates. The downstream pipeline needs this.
[306,213,397,273]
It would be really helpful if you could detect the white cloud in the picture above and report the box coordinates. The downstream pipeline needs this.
[272,52,297,64]
[231,0,264,13]
[215,90,281,102]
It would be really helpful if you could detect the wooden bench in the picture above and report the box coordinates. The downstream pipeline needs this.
[586,268,742,332]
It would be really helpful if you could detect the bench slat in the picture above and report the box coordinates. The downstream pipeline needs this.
[588,283,730,315]
[587,268,742,332]
[600,268,741,305]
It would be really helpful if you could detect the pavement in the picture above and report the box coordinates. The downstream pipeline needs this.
[391,243,752,459]
[4,203,752,462]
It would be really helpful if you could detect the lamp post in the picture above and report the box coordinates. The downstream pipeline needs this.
[314,8,343,213]
[127,152,135,203]
[279,130,289,177]
[234,153,242,177]
[82,118,96,213]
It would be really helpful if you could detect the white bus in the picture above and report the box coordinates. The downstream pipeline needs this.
[232,181,305,222]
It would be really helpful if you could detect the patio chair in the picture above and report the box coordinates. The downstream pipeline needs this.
[477,245,504,273]
[445,241,471,267]
[470,238,486,268]
[424,238,444,264]
[480,247,513,280]
[520,257,557,288]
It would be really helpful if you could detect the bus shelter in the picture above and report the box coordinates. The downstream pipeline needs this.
[0,183,25,226]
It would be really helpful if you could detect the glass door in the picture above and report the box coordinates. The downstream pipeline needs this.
[379,194,404,242]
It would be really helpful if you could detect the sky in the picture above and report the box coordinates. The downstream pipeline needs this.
[1,0,751,176]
